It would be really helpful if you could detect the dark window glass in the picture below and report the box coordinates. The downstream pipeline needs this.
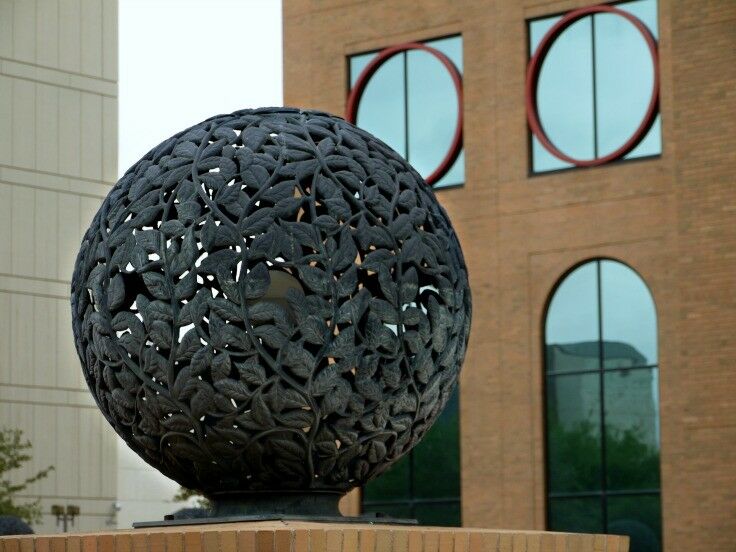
[529,0,661,173]
[412,390,460,499]
[548,497,604,534]
[544,259,661,552]
[413,502,462,527]
[604,369,660,491]
[607,495,662,552]
[349,36,464,189]
[362,387,461,526]
[546,373,602,493]
[361,450,411,502]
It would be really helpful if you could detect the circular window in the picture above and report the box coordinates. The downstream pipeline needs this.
[346,42,463,186]
[526,5,659,167]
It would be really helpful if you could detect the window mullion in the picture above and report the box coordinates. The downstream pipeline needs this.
[591,14,599,160]
[597,260,608,531]
[403,51,409,162]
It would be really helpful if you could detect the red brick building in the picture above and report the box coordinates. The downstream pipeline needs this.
[283,1,736,550]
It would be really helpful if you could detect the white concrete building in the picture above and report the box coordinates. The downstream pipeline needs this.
[0,0,185,532]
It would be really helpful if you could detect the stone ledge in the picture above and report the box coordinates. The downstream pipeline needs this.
[0,521,629,552]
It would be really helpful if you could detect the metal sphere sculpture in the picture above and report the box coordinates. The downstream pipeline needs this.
[71,108,471,514]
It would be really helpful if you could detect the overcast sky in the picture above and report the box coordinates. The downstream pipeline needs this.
[119,0,283,175]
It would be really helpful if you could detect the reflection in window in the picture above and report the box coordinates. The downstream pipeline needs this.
[362,388,461,526]
[349,36,464,189]
[529,0,661,172]
[544,260,661,552]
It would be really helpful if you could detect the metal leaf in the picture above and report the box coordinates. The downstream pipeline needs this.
[297,265,330,295]
[214,379,250,402]
[235,357,266,386]
[142,272,170,300]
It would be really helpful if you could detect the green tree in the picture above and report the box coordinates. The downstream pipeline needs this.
[0,428,54,524]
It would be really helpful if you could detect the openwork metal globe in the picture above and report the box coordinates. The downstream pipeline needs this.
[71,108,471,515]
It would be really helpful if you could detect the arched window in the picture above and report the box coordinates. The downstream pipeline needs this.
[544,260,661,552]
[362,387,461,526]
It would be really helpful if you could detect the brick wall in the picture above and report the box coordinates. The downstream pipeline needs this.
[282,1,736,549]
[0,521,630,552]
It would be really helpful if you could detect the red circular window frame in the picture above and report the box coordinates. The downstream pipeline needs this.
[526,4,660,167]
[346,42,464,186]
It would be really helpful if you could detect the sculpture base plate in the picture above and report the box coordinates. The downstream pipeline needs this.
[133,492,418,528]
[132,514,418,528]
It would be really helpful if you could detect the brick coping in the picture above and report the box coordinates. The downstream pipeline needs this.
[0,521,629,552]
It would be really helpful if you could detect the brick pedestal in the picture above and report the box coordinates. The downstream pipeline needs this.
[0,521,628,552]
